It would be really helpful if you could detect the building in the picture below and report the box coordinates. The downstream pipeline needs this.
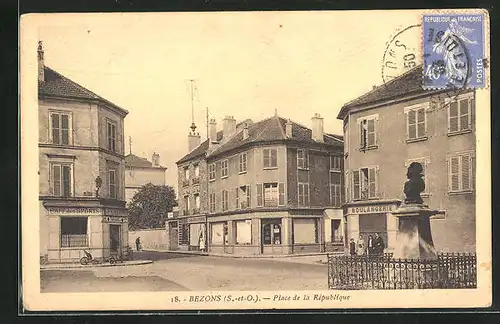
[168,113,344,255]
[337,66,476,253]
[124,152,167,203]
[38,42,129,263]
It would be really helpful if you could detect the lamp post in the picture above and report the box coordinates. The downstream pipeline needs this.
[95,176,102,198]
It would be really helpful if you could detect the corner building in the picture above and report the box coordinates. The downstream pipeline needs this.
[170,114,345,255]
[37,43,129,263]
[338,66,476,253]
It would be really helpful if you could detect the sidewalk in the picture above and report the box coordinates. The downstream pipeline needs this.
[40,260,153,270]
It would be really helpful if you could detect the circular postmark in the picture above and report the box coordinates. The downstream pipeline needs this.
[381,24,422,84]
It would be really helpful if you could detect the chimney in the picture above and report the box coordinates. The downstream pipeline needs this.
[311,113,324,143]
[188,132,201,152]
[38,41,44,82]
[152,152,160,167]
[242,123,249,140]
[209,118,218,143]
[223,116,237,139]
[285,119,293,138]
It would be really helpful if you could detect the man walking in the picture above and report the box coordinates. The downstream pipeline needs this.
[135,236,141,251]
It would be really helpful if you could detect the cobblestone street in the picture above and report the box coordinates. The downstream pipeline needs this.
[40,252,329,292]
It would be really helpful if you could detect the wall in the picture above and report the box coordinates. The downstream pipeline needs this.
[177,158,208,215]
[128,228,169,251]
[125,167,166,188]
[345,91,476,252]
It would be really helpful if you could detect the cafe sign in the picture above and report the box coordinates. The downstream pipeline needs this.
[349,204,394,214]
[47,207,101,215]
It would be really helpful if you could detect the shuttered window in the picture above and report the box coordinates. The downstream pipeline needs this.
[352,167,378,200]
[330,184,341,207]
[209,193,216,213]
[359,117,377,149]
[263,148,278,168]
[407,106,427,140]
[448,153,475,192]
[52,164,72,197]
[298,182,309,207]
[50,112,71,145]
[448,97,472,133]
[107,121,116,152]
[221,190,229,211]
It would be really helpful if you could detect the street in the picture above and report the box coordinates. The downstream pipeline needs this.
[40,251,329,292]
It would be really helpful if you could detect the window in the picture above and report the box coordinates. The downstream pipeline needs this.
[352,167,378,200]
[297,149,309,169]
[298,182,310,207]
[235,185,250,209]
[234,220,252,245]
[52,163,72,197]
[263,148,278,168]
[221,190,229,211]
[239,153,247,173]
[448,95,473,134]
[107,120,117,152]
[221,160,228,178]
[209,193,216,213]
[194,193,200,211]
[359,115,378,150]
[50,112,71,145]
[194,164,200,177]
[448,153,475,192]
[108,168,118,199]
[256,183,284,207]
[406,158,429,196]
[331,220,342,244]
[179,224,189,245]
[262,220,281,245]
[330,183,341,207]
[330,155,342,171]
[293,219,318,244]
[405,104,427,141]
[183,195,190,215]
[184,166,190,180]
[209,163,216,181]
[60,217,88,247]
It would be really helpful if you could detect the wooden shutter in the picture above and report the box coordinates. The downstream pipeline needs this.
[471,155,476,190]
[449,156,460,191]
[278,183,285,206]
[459,99,470,131]
[367,119,376,146]
[408,110,416,139]
[61,114,69,145]
[52,164,61,196]
[235,187,240,209]
[368,167,376,198]
[449,101,459,133]
[417,108,426,138]
[263,149,269,168]
[461,155,470,190]
[256,184,263,207]
[62,165,71,197]
[246,185,251,208]
[305,183,310,206]
[298,183,304,206]
[359,122,364,149]
[271,149,277,167]
[353,170,360,200]
[51,114,60,144]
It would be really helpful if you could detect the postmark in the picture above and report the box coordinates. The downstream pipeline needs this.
[422,13,486,89]
[381,24,421,84]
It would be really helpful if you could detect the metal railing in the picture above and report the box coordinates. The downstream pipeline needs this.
[327,252,477,290]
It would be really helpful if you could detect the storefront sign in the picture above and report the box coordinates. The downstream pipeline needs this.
[102,216,126,223]
[104,208,128,217]
[349,204,394,214]
[187,216,206,223]
[47,207,101,215]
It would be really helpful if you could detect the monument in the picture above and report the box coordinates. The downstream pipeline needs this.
[392,162,444,260]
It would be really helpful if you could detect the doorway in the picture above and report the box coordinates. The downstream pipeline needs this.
[109,224,121,253]
[261,219,282,254]
[169,222,179,250]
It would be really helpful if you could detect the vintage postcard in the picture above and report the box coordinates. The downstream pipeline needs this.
[20,9,491,311]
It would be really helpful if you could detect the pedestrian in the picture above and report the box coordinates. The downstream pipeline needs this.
[356,235,366,256]
[135,237,141,251]
[374,232,385,256]
[349,238,356,256]
[367,235,375,256]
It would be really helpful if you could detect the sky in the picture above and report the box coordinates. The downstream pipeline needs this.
[36,10,421,188]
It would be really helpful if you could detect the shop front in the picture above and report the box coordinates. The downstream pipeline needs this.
[344,199,401,254]
[41,201,128,263]
[324,208,346,252]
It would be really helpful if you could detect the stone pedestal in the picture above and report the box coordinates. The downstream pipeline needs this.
[392,204,444,260]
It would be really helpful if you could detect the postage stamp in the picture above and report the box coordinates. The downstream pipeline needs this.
[422,12,487,89]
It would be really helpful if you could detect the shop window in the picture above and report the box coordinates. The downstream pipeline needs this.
[179,224,189,245]
[293,218,317,244]
[262,221,281,245]
[60,217,88,247]
[331,219,342,244]
[235,220,252,245]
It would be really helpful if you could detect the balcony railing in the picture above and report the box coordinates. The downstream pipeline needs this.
[61,234,88,248]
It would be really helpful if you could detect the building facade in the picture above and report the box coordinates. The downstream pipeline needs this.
[338,66,476,253]
[124,152,167,203]
[168,113,344,255]
[38,42,129,263]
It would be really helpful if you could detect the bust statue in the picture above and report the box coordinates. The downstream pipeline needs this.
[403,162,425,204]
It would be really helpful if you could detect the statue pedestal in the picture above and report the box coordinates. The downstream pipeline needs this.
[392,203,444,260]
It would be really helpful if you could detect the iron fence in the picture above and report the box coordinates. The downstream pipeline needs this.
[327,252,476,290]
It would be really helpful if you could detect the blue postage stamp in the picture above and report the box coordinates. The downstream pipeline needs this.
[422,13,486,89]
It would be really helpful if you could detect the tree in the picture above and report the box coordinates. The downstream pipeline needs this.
[127,184,177,230]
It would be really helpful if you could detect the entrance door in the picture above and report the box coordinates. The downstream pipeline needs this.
[169,222,178,250]
[261,219,282,254]
[109,224,121,254]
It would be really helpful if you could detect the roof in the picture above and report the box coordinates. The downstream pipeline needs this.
[39,66,129,116]
[337,65,441,119]
[176,115,343,164]
[125,154,166,169]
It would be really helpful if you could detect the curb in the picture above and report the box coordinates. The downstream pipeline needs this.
[40,260,153,270]
[142,249,338,259]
